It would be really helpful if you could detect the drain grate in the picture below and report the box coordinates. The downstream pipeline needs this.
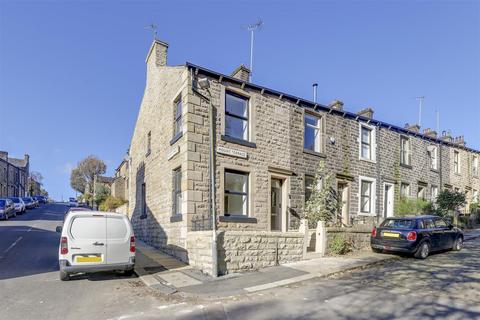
[144,266,167,274]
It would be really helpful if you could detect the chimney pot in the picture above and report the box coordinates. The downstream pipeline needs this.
[405,123,420,133]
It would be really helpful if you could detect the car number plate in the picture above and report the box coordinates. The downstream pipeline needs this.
[76,256,102,263]
[383,232,400,238]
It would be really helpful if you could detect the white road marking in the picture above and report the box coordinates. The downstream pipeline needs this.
[4,236,23,253]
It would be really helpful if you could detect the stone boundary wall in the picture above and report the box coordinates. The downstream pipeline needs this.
[326,225,373,254]
[217,231,304,274]
[186,231,213,275]
[115,203,128,215]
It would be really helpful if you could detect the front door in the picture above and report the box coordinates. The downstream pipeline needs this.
[383,183,394,218]
[337,182,349,226]
[271,178,283,231]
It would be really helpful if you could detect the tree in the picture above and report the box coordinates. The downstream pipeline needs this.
[436,190,466,217]
[303,161,340,228]
[94,185,110,206]
[69,155,106,195]
[30,171,44,184]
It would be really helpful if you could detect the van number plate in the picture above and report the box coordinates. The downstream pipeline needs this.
[76,256,102,263]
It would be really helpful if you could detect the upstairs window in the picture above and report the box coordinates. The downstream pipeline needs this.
[360,126,372,160]
[304,114,323,153]
[429,145,438,170]
[174,98,182,137]
[454,151,460,174]
[473,156,478,177]
[400,136,412,166]
[224,170,249,216]
[225,91,249,141]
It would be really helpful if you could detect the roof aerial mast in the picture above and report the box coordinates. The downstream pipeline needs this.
[244,19,263,82]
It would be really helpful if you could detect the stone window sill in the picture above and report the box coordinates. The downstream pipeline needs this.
[219,215,257,223]
[221,135,257,148]
[430,168,439,174]
[170,132,183,145]
[303,149,326,158]
[400,163,412,169]
[359,157,376,164]
[170,214,182,223]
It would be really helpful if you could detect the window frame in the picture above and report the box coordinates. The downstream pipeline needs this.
[400,182,410,198]
[454,150,460,174]
[172,167,182,216]
[431,185,439,201]
[224,169,249,216]
[304,175,315,204]
[173,97,183,138]
[400,136,412,166]
[429,145,438,170]
[146,131,151,156]
[358,123,376,162]
[417,185,426,200]
[473,155,479,177]
[225,91,250,142]
[303,112,323,153]
[358,176,376,216]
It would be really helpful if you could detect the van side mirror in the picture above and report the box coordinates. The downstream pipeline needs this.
[56,226,62,233]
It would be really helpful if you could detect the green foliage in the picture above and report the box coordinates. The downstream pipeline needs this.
[94,185,110,206]
[99,196,127,212]
[436,190,466,217]
[396,197,431,217]
[70,155,107,195]
[470,202,479,213]
[303,161,340,228]
[329,234,352,255]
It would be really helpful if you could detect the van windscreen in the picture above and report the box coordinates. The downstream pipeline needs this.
[70,216,105,239]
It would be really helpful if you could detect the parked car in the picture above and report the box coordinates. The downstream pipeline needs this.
[0,198,16,220]
[34,195,47,204]
[8,197,26,214]
[22,197,36,209]
[57,211,135,281]
[68,197,78,207]
[371,215,464,259]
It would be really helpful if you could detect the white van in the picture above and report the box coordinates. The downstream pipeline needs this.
[57,211,135,281]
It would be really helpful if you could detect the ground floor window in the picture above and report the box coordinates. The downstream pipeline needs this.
[359,177,375,215]
[417,185,426,200]
[400,183,410,198]
[224,170,248,216]
[172,167,182,216]
[304,175,315,203]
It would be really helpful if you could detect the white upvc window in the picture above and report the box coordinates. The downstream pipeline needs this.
[454,151,460,174]
[400,136,412,166]
[473,189,478,203]
[429,145,438,170]
[304,113,323,153]
[473,156,479,177]
[359,123,376,162]
[417,185,426,200]
[358,176,376,216]
[431,185,439,201]
[400,183,410,198]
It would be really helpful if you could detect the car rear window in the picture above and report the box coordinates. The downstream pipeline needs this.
[70,216,106,239]
[0,200,5,207]
[107,217,128,239]
[10,198,20,203]
[381,219,416,229]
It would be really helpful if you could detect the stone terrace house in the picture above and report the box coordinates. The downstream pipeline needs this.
[127,39,480,275]
[0,151,30,197]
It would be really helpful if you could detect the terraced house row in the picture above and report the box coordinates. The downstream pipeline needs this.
[125,39,480,274]
[0,151,30,197]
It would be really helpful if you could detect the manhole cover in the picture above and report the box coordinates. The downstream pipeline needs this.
[144,266,167,274]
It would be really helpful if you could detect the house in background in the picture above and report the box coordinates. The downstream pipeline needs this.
[0,151,30,197]
[125,38,480,275]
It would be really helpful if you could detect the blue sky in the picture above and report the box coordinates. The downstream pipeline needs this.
[0,0,479,200]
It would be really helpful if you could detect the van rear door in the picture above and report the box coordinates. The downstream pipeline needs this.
[106,215,131,264]
[68,213,107,266]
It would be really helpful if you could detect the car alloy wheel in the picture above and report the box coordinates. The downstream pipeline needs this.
[455,238,463,251]
[420,243,429,258]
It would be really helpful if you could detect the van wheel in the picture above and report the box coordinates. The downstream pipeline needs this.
[452,237,463,251]
[60,269,70,281]
[414,242,430,259]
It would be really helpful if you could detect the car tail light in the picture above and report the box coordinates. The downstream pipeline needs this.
[60,237,68,254]
[130,235,136,253]
[407,231,417,241]
[371,227,377,238]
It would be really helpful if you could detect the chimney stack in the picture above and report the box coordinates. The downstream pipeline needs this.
[145,39,169,67]
[356,107,374,119]
[329,100,344,111]
[422,128,437,139]
[405,123,420,133]
[441,131,453,142]
[0,151,7,161]
[453,135,466,147]
[230,64,251,82]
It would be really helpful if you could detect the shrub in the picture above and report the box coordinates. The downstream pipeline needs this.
[436,190,466,217]
[329,234,352,255]
[396,198,430,217]
[99,196,127,212]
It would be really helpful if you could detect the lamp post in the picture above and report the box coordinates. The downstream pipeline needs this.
[197,77,218,277]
